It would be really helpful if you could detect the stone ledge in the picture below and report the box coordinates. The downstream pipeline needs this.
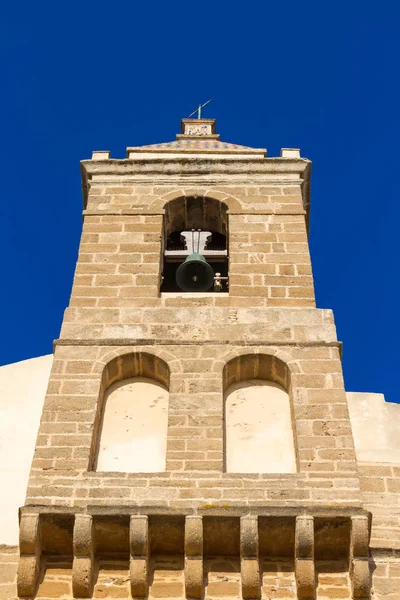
[81,208,307,216]
[20,504,370,518]
[81,157,311,176]
[54,339,342,348]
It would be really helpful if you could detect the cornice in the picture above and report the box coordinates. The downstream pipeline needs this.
[80,156,311,223]
[81,156,311,177]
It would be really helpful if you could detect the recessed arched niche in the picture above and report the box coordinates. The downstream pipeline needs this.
[223,354,297,474]
[92,352,170,473]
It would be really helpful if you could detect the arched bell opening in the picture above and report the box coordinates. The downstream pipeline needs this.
[161,196,229,293]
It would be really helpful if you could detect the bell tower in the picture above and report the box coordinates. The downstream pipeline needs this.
[17,118,372,599]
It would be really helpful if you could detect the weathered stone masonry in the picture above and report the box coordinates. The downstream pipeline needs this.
[1,119,397,599]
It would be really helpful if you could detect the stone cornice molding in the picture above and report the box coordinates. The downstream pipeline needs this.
[80,157,311,220]
[20,504,369,518]
[81,157,311,178]
[53,339,342,349]
[81,209,307,216]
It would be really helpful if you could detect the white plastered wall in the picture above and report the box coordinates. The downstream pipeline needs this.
[347,392,400,463]
[0,354,53,545]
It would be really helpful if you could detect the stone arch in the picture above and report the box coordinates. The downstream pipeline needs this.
[223,352,292,392]
[223,353,297,474]
[149,188,243,213]
[163,195,229,239]
[219,345,300,384]
[90,352,171,473]
[93,346,180,379]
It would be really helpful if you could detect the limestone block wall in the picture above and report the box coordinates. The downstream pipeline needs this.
[1,367,400,598]
[347,392,400,599]
[2,545,399,599]
[346,393,400,598]
[67,209,314,307]
[44,160,359,511]
[24,343,361,510]
[0,547,19,600]
[6,382,397,600]
[15,153,368,597]
[357,461,400,599]
[3,147,398,597]
[68,181,314,311]
[60,303,336,344]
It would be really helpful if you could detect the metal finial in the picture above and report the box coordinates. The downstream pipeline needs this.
[188,99,212,119]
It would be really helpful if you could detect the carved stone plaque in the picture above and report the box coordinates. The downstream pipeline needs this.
[184,123,212,136]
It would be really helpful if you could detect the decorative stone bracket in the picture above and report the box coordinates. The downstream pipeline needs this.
[185,516,203,598]
[17,508,371,599]
[130,515,149,598]
[350,515,371,598]
[295,515,315,599]
[17,513,41,598]
[72,515,94,598]
[241,516,259,599]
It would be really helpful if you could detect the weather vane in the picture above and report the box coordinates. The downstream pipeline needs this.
[188,99,212,119]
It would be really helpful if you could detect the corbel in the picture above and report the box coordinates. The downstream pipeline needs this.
[295,515,316,599]
[350,515,371,598]
[240,516,260,599]
[130,515,149,597]
[17,513,42,597]
[185,516,203,599]
[72,514,95,598]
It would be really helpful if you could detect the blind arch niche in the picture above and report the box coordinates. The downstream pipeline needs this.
[223,354,297,474]
[93,352,170,473]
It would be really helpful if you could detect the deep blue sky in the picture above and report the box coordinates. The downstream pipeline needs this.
[1,2,399,403]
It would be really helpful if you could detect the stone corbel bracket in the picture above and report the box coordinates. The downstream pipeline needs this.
[17,513,41,598]
[16,507,372,599]
[185,516,203,598]
[350,515,371,598]
[130,515,149,598]
[295,515,316,599]
[72,514,95,598]
[241,515,260,599]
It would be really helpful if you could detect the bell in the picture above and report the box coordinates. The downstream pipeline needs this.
[176,253,215,292]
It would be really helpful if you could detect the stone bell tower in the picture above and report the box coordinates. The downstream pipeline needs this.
[15,117,379,600]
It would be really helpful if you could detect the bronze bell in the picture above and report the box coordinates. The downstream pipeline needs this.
[176,252,215,292]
